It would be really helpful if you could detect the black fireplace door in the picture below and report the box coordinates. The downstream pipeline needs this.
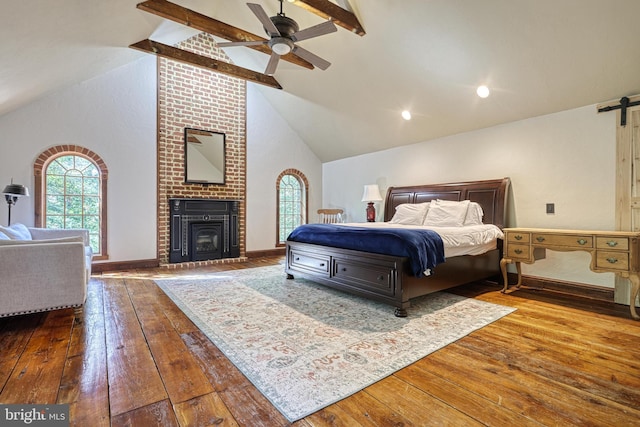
[190,223,223,261]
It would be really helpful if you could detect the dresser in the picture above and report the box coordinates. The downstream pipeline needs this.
[500,228,640,320]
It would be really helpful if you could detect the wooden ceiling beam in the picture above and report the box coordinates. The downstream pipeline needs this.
[289,0,365,36]
[136,0,313,69]
[129,39,282,90]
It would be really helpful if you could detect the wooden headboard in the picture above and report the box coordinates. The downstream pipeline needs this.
[383,178,510,229]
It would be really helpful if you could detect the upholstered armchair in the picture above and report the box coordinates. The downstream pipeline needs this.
[0,224,93,318]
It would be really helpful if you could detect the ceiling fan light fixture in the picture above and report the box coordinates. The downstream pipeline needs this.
[269,37,294,55]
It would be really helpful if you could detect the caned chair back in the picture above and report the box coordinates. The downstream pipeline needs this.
[317,209,344,224]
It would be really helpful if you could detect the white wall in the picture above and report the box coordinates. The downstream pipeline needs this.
[323,105,618,287]
[0,56,322,260]
[0,56,158,262]
[246,85,323,251]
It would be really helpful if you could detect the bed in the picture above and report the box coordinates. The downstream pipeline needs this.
[285,178,510,316]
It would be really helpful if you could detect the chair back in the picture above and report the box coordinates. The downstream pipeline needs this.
[317,209,344,224]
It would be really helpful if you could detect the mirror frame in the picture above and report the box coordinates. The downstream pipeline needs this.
[184,127,226,185]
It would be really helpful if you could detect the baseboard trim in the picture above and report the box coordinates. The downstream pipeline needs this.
[512,273,615,302]
[246,248,286,258]
[92,259,160,273]
[93,251,286,273]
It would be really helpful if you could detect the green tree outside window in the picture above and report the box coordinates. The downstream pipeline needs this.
[45,155,102,254]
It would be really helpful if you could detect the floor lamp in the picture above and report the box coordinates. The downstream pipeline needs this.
[2,179,29,226]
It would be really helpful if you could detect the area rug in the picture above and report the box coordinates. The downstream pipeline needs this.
[155,265,515,421]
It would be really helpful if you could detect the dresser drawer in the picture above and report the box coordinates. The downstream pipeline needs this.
[506,244,531,260]
[596,236,629,251]
[507,232,530,243]
[289,250,330,275]
[332,258,396,296]
[596,251,629,271]
[532,233,593,248]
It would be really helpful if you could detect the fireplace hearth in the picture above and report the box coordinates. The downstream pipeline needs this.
[169,199,240,263]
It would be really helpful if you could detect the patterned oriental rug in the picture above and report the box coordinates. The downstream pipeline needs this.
[155,265,515,422]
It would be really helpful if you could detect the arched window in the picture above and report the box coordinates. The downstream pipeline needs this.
[276,169,308,246]
[34,146,108,259]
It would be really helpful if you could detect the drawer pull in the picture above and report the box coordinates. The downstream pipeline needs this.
[514,249,523,254]
[319,263,325,267]
[514,235,523,241]
[377,275,385,281]
[577,239,588,245]
[607,241,619,247]
[342,267,347,271]
[536,236,545,242]
[295,257,300,261]
[607,257,619,264]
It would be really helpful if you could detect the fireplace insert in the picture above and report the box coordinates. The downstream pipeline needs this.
[169,198,240,263]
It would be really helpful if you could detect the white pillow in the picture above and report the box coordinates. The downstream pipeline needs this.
[0,231,9,240]
[423,199,470,227]
[389,203,430,225]
[0,223,32,240]
[464,202,484,225]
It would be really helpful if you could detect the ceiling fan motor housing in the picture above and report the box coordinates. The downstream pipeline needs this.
[269,15,299,37]
[267,14,299,56]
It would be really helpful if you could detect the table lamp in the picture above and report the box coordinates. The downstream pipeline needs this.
[361,184,382,222]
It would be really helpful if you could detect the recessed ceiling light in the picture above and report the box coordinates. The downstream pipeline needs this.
[476,85,490,98]
[401,110,412,120]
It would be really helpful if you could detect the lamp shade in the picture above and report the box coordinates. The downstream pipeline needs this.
[361,184,382,202]
[2,183,29,197]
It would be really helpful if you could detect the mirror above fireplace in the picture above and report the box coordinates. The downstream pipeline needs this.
[185,128,225,184]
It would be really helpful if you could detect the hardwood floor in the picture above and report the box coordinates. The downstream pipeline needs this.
[1,256,639,426]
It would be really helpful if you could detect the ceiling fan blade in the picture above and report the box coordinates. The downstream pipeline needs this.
[247,3,281,36]
[217,40,266,48]
[292,46,331,70]
[291,20,337,43]
[264,52,280,76]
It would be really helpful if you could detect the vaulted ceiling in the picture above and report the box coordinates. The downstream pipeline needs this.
[2,0,640,162]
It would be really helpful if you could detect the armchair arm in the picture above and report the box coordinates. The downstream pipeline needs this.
[29,227,90,246]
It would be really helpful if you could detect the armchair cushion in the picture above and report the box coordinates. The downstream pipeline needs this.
[0,223,32,240]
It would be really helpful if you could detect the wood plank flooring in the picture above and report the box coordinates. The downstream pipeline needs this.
[1,256,639,426]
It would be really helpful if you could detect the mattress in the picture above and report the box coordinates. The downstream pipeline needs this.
[338,222,504,258]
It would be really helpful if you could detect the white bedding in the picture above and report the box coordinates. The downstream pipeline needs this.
[338,222,504,258]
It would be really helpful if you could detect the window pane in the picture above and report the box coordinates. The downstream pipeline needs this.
[47,160,66,175]
[57,155,75,170]
[65,215,83,229]
[277,173,305,244]
[65,175,83,195]
[46,195,65,215]
[46,215,64,229]
[44,154,103,255]
[84,177,100,195]
[46,175,65,195]
[65,196,83,215]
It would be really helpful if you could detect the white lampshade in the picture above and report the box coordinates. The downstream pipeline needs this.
[361,184,382,202]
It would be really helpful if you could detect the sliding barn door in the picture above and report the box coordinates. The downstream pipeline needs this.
[615,101,640,306]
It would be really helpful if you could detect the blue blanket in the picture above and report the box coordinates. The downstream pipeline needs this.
[287,224,445,277]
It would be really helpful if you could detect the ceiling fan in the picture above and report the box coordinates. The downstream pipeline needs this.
[217,1,337,75]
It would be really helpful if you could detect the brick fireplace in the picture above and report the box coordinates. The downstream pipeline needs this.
[157,33,246,267]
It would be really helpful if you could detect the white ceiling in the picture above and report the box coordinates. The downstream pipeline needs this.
[2,0,640,162]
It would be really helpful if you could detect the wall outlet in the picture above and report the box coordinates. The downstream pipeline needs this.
[546,203,555,214]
